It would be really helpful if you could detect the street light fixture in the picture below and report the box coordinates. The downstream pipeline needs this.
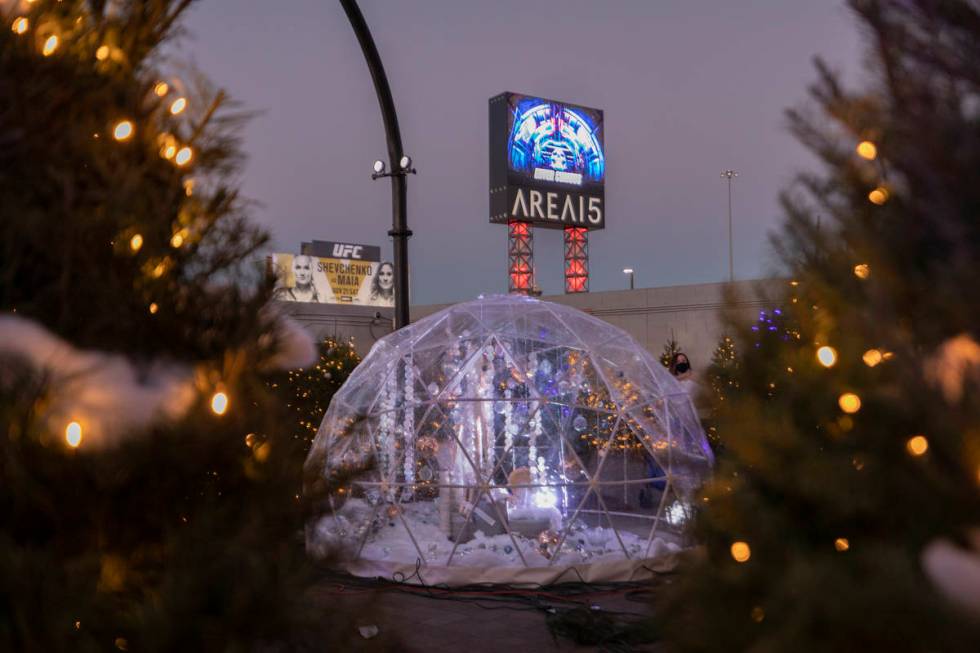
[720,169,738,282]
[341,0,414,329]
[623,267,634,290]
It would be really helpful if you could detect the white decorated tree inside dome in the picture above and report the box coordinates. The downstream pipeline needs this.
[305,295,713,583]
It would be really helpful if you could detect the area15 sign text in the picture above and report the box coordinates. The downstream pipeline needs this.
[489,92,605,230]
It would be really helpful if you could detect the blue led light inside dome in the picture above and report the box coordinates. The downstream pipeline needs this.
[508,98,604,184]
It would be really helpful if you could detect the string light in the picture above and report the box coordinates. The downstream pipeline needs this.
[169,97,187,115]
[834,537,850,552]
[210,391,229,416]
[838,392,861,414]
[12,17,29,34]
[862,349,883,367]
[868,187,889,205]
[170,229,186,248]
[162,144,176,159]
[65,421,82,448]
[148,302,159,314]
[906,435,928,456]
[153,82,169,96]
[856,141,877,160]
[174,146,193,166]
[853,263,870,279]
[129,233,143,252]
[96,45,110,61]
[112,120,134,141]
[730,541,751,563]
[151,260,167,278]
[42,35,59,56]
[750,606,765,623]
[816,346,837,368]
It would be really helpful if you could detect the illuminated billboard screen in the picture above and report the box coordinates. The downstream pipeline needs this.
[271,241,394,307]
[490,92,605,230]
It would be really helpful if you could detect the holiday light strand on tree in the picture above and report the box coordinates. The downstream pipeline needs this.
[661,1,980,649]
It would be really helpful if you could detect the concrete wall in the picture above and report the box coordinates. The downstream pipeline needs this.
[411,279,785,373]
[280,278,786,370]
[276,302,394,358]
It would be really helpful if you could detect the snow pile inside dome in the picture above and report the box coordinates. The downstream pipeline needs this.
[305,294,713,584]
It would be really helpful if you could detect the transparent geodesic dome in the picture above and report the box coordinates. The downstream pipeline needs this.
[305,294,713,584]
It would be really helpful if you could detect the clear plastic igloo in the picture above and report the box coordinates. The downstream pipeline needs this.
[305,294,713,584]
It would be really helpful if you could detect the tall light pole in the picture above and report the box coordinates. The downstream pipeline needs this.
[340,0,413,329]
[720,169,738,282]
[623,268,634,290]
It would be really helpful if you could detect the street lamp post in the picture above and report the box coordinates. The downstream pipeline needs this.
[720,169,738,282]
[623,268,634,290]
[340,0,413,329]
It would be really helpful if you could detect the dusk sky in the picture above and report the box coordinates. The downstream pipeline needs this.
[184,1,864,305]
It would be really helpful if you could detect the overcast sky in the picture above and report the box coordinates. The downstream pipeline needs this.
[184,1,864,305]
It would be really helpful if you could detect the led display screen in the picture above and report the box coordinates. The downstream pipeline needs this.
[490,92,605,230]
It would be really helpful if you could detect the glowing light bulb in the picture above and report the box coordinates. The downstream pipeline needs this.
[153,82,169,96]
[730,541,751,563]
[853,263,870,279]
[834,537,850,552]
[868,187,889,205]
[816,346,838,368]
[129,233,143,252]
[906,435,928,456]
[12,17,29,34]
[862,349,883,367]
[169,97,187,115]
[838,392,861,414]
[170,230,185,248]
[42,35,59,56]
[65,421,82,447]
[856,141,877,160]
[210,391,229,416]
[174,146,193,166]
[148,302,159,314]
[96,45,110,61]
[162,144,176,159]
[112,120,134,141]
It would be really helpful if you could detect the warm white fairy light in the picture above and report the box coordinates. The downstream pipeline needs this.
[838,392,861,414]
[210,391,229,416]
[129,233,143,252]
[12,17,29,34]
[112,120,134,141]
[868,187,889,205]
[96,45,110,61]
[42,35,59,56]
[816,346,838,368]
[169,97,187,115]
[153,82,169,96]
[856,141,877,160]
[731,541,751,562]
[65,421,82,448]
[174,146,193,166]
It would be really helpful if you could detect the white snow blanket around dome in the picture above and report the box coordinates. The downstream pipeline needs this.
[304,294,713,585]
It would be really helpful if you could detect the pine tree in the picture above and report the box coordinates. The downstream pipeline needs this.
[663,1,980,649]
[269,336,362,450]
[705,334,739,406]
[660,333,683,368]
[0,2,381,649]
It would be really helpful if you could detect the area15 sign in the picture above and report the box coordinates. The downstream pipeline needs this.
[489,92,605,230]
[271,240,394,307]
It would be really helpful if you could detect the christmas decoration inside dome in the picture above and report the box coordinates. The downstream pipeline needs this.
[305,294,714,584]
